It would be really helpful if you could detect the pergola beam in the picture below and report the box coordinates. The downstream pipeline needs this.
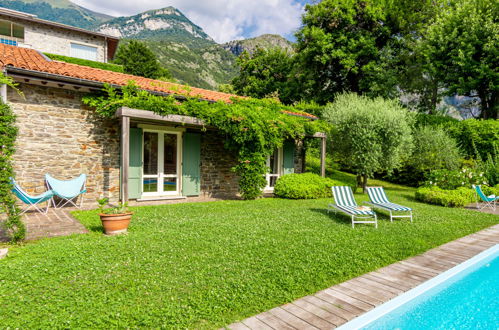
[116,107,206,126]
[120,116,130,202]
[320,136,326,177]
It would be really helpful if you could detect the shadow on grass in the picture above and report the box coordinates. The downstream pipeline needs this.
[86,225,104,234]
[309,207,353,226]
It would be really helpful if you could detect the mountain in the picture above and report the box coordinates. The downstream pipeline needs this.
[0,2,293,90]
[96,7,237,90]
[97,7,213,45]
[0,0,112,29]
[223,34,294,56]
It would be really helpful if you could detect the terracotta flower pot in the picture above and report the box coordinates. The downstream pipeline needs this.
[99,213,133,235]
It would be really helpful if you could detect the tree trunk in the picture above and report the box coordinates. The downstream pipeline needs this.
[362,174,368,193]
[478,90,498,119]
[356,174,363,192]
[428,81,439,115]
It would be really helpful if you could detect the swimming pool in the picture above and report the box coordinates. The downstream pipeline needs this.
[339,244,499,329]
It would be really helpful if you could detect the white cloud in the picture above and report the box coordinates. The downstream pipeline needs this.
[71,0,304,43]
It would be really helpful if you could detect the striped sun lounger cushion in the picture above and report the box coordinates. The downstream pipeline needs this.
[332,186,375,215]
[336,205,375,215]
[367,187,412,211]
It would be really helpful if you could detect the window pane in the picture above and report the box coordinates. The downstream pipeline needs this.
[12,23,24,39]
[163,178,177,192]
[70,43,98,61]
[143,178,158,193]
[269,176,278,187]
[143,132,158,175]
[268,149,279,174]
[0,21,11,37]
[163,134,177,175]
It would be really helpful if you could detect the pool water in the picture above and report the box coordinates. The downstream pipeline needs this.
[363,248,499,329]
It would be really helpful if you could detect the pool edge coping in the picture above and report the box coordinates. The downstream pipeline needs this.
[337,243,499,329]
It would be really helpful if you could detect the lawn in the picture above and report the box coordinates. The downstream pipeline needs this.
[0,175,497,328]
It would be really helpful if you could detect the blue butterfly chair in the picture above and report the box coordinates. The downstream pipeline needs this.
[473,185,498,211]
[45,174,87,208]
[10,178,54,214]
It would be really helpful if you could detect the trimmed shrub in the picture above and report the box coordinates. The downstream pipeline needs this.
[274,173,349,199]
[415,186,475,207]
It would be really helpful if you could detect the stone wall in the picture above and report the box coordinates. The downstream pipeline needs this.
[8,83,121,204]
[0,14,107,62]
[7,83,306,207]
[199,131,240,198]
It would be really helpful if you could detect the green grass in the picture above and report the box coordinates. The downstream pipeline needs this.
[44,53,125,73]
[0,176,497,328]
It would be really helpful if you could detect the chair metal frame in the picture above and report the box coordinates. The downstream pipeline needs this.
[473,185,498,211]
[364,186,413,222]
[45,174,86,209]
[10,179,54,215]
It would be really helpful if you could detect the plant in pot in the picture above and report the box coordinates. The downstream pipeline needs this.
[97,198,133,235]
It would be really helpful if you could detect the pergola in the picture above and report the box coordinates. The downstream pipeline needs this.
[116,106,327,202]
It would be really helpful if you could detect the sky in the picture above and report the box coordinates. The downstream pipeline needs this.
[71,0,312,43]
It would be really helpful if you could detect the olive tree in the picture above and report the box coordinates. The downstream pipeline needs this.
[324,93,414,191]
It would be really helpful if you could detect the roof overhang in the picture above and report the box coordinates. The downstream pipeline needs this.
[116,107,207,128]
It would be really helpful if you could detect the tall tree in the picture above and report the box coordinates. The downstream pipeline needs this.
[294,0,392,104]
[420,0,499,119]
[114,40,172,80]
[231,48,295,103]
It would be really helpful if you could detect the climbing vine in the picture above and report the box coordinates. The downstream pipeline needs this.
[83,82,328,199]
[0,73,25,241]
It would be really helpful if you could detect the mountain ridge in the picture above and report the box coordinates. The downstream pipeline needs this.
[0,1,295,90]
[0,0,112,29]
[223,34,293,56]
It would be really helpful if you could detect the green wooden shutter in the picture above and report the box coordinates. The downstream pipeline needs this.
[128,128,143,199]
[182,132,201,196]
[283,140,295,175]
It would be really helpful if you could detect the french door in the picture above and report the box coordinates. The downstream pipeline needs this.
[142,130,181,196]
[265,148,283,192]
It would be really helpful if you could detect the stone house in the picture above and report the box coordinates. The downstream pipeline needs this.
[0,43,324,205]
[0,7,118,62]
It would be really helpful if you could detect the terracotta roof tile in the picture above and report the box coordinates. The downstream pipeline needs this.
[0,43,317,119]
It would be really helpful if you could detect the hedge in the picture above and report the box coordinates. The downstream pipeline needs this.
[415,186,475,207]
[44,53,125,73]
[414,114,499,159]
[274,173,350,199]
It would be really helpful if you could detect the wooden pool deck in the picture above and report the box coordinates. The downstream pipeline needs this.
[226,224,499,330]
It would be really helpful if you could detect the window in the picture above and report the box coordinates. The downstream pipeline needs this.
[264,148,283,192]
[0,20,24,46]
[70,43,98,61]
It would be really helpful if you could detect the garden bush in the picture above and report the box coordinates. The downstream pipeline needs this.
[415,186,475,207]
[274,173,348,199]
[414,115,499,160]
[410,126,462,173]
[414,113,459,128]
[447,119,499,159]
[424,167,488,190]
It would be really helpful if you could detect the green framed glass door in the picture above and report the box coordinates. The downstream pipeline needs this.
[142,130,181,196]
